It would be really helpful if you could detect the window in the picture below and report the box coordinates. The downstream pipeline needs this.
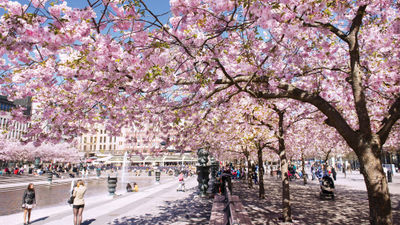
[100,145,102,150]
[84,137,87,143]
[94,137,97,143]
[90,137,93,143]
[84,145,87,151]
[100,137,102,143]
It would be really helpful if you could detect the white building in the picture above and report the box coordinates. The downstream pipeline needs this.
[0,96,32,140]
[77,124,168,157]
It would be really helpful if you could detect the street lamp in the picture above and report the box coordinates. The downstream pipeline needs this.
[196,148,210,198]
[208,156,219,196]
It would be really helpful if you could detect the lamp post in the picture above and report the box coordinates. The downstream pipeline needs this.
[196,148,210,198]
[208,156,219,196]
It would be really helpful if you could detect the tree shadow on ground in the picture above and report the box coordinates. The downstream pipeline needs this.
[235,176,400,225]
[108,187,212,225]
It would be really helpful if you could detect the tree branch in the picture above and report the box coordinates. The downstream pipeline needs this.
[250,83,359,150]
[378,97,400,144]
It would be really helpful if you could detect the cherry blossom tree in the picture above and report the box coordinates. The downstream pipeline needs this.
[0,138,79,163]
[0,1,399,224]
[148,1,399,224]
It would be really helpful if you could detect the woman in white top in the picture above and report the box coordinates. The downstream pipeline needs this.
[72,180,87,225]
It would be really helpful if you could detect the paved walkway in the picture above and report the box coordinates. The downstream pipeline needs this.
[235,172,400,224]
[3,171,399,225]
[1,176,212,225]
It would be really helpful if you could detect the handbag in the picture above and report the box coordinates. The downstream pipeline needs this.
[67,195,75,204]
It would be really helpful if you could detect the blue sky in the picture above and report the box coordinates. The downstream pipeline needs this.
[4,0,172,24]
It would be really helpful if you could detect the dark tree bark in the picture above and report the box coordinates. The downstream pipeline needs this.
[301,153,307,185]
[277,110,292,222]
[324,149,332,164]
[257,143,265,199]
[357,137,392,225]
[244,149,253,188]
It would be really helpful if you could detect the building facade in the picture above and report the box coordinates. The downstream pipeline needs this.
[77,124,168,157]
[0,96,32,140]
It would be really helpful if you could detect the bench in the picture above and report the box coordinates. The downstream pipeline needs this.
[209,182,252,225]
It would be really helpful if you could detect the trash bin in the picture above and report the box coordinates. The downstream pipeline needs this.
[155,170,160,183]
[108,176,118,195]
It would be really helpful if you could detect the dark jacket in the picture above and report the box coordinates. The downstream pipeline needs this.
[22,189,36,205]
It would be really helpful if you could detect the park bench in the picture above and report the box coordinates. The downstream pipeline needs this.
[209,182,252,225]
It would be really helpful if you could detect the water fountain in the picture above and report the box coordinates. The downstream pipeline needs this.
[120,151,130,191]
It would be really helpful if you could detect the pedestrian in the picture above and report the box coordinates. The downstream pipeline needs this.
[177,172,185,191]
[72,180,87,225]
[126,183,133,192]
[343,164,347,178]
[222,167,232,193]
[133,182,139,192]
[332,166,337,181]
[22,183,36,225]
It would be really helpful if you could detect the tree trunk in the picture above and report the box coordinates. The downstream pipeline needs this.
[301,153,307,185]
[257,145,265,199]
[279,147,291,222]
[324,149,332,164]
[358,144,392,225]
[278,111,292,222]
[244,151,253,189]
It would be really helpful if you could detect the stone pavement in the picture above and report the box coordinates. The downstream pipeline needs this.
[235,172,400,225]
[3,171,399,225]
[1,176,212,225]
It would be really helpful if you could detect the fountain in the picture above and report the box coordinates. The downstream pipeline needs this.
[121,151,130,188]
